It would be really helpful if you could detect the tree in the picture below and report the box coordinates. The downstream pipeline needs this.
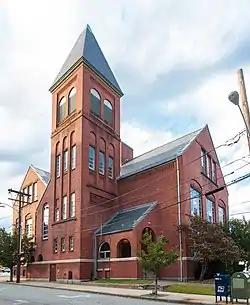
[138,231,178,295]
[21,234,35,265]
[184,216,241,281]
[226,218,250,268]
[0,228,18,282]
[0,228,35,282]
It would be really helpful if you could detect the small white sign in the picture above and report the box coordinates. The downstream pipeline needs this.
[217,286,225,293]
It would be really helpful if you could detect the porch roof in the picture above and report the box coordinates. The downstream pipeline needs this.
[95,201,158,236]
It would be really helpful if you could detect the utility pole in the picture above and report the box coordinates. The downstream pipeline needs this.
[8,188,30,284]
[237,69,250,152]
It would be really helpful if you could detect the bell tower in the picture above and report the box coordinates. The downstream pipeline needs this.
[48,24,123,278]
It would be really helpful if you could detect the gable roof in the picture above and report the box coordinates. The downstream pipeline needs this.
[95,201,158,236]
[31,165,50,185]
[119,127,204,179]
[50,24,123,96]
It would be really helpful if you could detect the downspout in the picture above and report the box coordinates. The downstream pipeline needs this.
[176,157,183,282]
[92,230,98,280]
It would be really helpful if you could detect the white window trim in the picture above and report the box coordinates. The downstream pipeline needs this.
[53,238,58,253]
[56,155,61,178]
[63,150,68,173]
[25,218,33,237]
[212,161,216,182]
[99,243,111,259]
[108,157,114,179]
[207,155,211,178]
[71,145,76,170]
[42,205,49,240]
[61,237,66,252]
[55,208,60,222]
[32,182,38,201]
[62,196,67,220]
[69,193,76,218]
[69,236,74,251]
[218,206,225,224]
[206,198,215,223]
[99,152,105,175]
[58,97,66,122]
[190,187,202,216]
[201,149,206,173]
[89,146,95,170]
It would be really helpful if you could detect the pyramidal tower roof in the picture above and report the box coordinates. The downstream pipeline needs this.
[50,24,123,96]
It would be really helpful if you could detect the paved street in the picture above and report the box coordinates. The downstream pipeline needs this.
[0,283,174,305]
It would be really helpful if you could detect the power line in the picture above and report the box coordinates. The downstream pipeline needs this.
[230,211,250,216]
[4,130,247,238]
[2,129,245,221]
[42,168,250,237]
[73,155,250,222]
[9,152,245,241]
[231,200,250,206]
[61,130,248,217]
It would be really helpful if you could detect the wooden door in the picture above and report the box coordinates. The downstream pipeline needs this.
[49,264,56,282]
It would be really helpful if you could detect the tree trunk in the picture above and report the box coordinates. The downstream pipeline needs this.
[9,266,13,282]
[154,272,158,295]
[199,263,207,282]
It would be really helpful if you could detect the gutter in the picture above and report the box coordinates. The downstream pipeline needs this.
[92,227,99,280]
[176,157,183,281]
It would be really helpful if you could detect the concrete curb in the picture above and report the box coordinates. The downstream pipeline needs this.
[1,281,217,305]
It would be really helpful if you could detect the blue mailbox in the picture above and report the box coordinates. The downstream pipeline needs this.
[214,273,231,303]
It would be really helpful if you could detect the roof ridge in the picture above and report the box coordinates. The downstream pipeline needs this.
[31,165,50,174]
[120,201,157,213]
[122,126,204,165]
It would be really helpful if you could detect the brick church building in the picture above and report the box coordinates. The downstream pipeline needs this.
[27,25,228,282]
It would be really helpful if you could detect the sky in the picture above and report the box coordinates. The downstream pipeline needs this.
[1,0,250,228]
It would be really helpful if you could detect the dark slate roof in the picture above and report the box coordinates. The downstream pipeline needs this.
[31,165,50,185]
[50,24,123,96]
[119,127,204,179]
[95,201,158,236]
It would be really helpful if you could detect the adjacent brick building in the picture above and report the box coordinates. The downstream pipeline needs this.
[27,25,228,282]
[12,165,50,276]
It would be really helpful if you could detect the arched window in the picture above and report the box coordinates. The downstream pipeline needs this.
[68,87,76,114]
[117,239,131,258]
[90,89,101,117]
[190,187,202,216]
[218,200,226,224]
[99,242,110,259]
[42,204,49,240]
[38,254,43,262]
[206,197,215,223]
[104,99,113,125]
[68,271,73,280]
[58,96,66,123]
[25,216,33,237]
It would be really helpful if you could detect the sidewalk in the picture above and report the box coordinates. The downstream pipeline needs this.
[2,279,223,304]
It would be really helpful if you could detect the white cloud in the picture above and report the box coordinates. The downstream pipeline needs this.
[121,121,175,156]
[1,0,250,228]
[158,67,250,215]
[77,0,250,84]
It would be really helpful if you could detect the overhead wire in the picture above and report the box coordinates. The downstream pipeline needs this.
[74,128,247,215]
[2,129,248,235]
[77,155,250,221]
[41,161,250,237]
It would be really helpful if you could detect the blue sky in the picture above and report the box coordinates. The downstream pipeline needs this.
[1,0,250,228]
